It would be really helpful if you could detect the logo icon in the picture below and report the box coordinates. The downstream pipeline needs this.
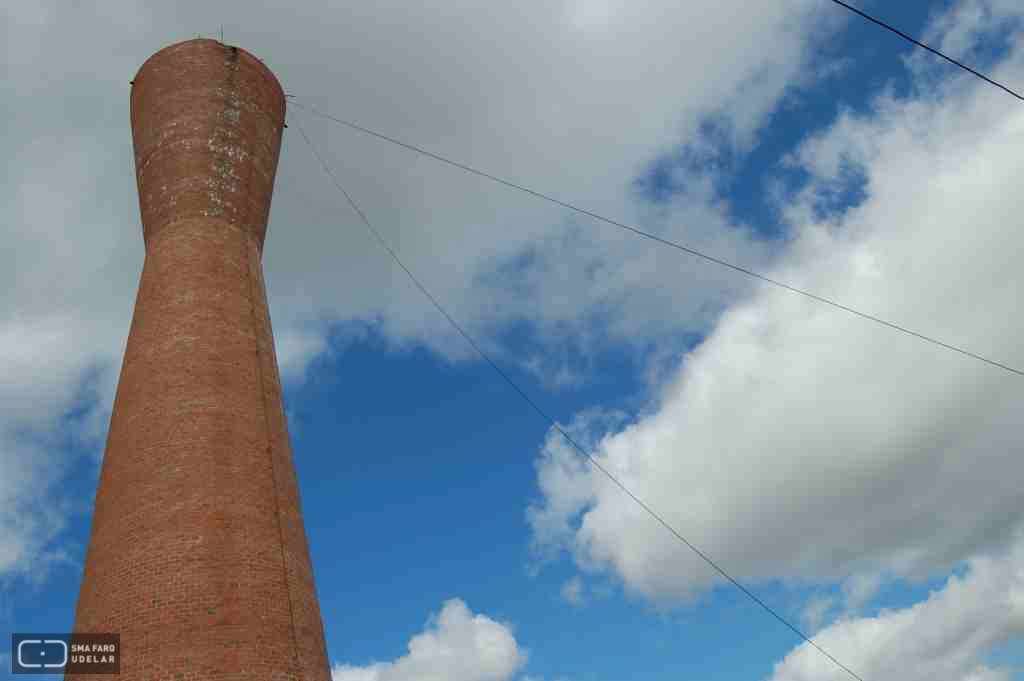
[17,639,67,669]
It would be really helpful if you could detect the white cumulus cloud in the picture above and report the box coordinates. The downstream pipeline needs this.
[331,599,526,681]
[770,536,1024,681]
[0,0,843,582]
[529,1,1024,603]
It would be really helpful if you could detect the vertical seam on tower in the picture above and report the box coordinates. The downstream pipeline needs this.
[224,44,304,680]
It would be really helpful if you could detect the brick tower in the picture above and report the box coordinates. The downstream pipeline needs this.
[68,39,331,680]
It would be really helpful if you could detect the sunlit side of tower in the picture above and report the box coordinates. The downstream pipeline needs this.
[68,39,330,681]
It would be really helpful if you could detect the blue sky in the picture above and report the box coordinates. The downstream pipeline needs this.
[2,1,1024,680]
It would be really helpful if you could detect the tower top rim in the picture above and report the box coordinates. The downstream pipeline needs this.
[132,38,285,103]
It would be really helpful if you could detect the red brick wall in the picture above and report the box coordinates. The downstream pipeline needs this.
[68,39,331,681]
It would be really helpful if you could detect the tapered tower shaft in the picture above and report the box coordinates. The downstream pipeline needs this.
[69,39,330,680]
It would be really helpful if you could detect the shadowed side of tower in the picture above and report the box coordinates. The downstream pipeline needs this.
[68,39,330,681]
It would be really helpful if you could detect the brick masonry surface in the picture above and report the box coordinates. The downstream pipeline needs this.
[67,39,331,681]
